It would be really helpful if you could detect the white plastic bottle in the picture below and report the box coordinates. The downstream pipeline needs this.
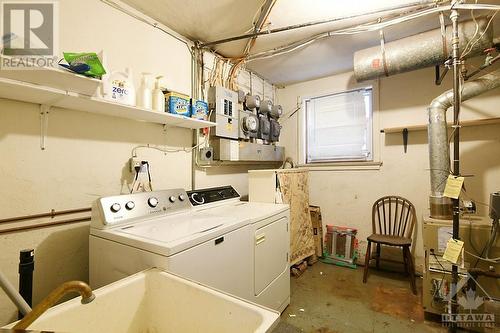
[102,68,136,106]
[137,72,153,110]
[152,75,165,112]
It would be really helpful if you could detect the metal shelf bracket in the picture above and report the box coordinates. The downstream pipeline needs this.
[40,104,51,150]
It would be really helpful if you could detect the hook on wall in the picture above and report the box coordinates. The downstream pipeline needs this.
[403,128,409,153]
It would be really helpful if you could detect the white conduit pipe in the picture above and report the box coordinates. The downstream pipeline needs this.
[0,270,31,315]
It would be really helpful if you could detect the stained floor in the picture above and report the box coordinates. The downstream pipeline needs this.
[272,262,447,333]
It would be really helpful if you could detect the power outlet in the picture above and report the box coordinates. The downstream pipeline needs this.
[129,157,143,173]
[199,147,214,162]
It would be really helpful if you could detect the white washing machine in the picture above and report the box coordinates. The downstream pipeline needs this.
[89,186,290,312]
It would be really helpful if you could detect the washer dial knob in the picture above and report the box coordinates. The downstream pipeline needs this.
[169,196,176,203]
[148,197,159,208]
[125,201,135,210]
[191,193,205,205]
[110,203,121,213]
[178,194,186,201]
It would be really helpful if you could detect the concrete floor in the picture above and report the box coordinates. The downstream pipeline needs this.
[272,262,447,333]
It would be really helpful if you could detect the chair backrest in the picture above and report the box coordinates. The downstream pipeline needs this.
[372,196,416,238]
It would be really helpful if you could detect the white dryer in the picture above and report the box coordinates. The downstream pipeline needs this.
[89,186,290,312]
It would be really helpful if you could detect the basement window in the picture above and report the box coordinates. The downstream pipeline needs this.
[304,87,373,163]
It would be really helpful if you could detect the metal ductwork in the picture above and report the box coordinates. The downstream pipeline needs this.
[429,69,500,219]
[354,17,493,81]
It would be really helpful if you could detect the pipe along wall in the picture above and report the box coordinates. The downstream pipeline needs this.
[353,16,499,219]
[428,69,500,218]
[353,17,493,82]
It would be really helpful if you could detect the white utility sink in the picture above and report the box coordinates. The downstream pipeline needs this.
[6,268,280,333]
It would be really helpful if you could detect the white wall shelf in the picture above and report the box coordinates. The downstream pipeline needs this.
[0,65,101,96]
[381,117,500,134]
[0,76,215,130]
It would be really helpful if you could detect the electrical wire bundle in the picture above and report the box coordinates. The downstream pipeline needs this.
[245,1,500,62]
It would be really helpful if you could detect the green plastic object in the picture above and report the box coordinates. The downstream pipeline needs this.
[320,250,358,269]
[63,52,106,78]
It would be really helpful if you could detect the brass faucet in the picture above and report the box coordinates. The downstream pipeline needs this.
[13,281,95,330]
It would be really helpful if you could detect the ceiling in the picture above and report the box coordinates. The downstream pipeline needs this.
[120,0,500,85]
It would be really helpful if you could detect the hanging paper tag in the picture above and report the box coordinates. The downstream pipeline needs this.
[443,238,464,264]
[443,175,465,199]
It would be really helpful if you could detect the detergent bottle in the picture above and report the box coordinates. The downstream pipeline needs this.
[152,76,165,112]
[137,72,153,110]
[102,68,136,106]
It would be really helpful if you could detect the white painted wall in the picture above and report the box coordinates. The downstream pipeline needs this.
[276,63,500,271]
[0,0,274,325]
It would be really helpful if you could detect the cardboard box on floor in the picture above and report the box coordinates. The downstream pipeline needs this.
[309,206,323,258]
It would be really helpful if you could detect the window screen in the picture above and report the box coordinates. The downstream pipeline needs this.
[305,88,373,163]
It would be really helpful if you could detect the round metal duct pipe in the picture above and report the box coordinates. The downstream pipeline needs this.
[354,17,493,82]
[428,68,500,219]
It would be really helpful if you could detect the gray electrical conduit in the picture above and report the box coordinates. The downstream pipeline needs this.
[201,0,442,48]
[428,68,500,217]
[0,270,31,315]
[246,3,500,62]
[246,6,442,61]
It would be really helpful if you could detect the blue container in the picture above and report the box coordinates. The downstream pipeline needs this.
[166,93,191,117]
[191,100,209,120]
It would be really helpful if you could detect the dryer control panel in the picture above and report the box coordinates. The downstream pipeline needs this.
[94,189,191,228]
[187,186,240,206]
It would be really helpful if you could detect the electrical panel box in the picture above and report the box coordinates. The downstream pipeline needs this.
[208,86,239,139]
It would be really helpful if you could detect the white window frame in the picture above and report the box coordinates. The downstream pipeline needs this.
[298,85,381,169]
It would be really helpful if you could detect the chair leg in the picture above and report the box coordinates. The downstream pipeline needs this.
[402,246,409,276]
[363,241,372,283]
[376,243,381,269]
[403,246,417,295]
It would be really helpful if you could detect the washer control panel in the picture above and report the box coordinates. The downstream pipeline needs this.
[187,186,240,206]
[95,189,190,228]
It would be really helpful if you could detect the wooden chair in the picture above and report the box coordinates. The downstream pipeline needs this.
[362,196,417,294]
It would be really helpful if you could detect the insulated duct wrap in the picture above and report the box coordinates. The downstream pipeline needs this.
[354,18,493,81]
[428,69,500,219]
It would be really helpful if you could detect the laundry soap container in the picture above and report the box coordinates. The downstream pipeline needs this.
[191,99,209,120]
[165,92,190,117]
[102,68,135,106]
[152,76,166,112]
[137,73,153,110]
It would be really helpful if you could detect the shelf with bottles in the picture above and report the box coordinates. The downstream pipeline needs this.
[0,68,216,129]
